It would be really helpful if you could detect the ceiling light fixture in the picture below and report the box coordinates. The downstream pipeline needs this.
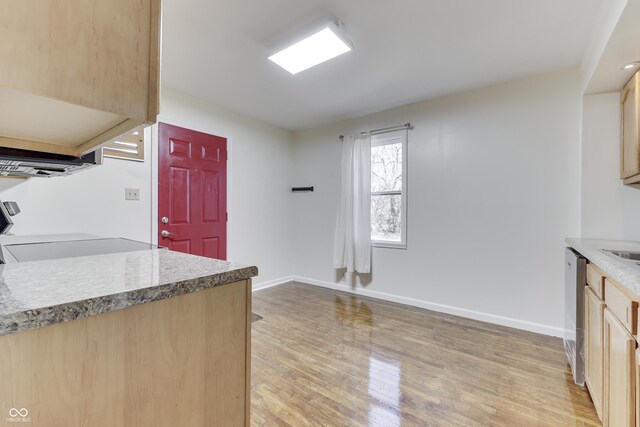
[268,21,352,75]
[621,62,640,70]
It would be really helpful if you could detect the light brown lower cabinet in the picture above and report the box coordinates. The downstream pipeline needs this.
[603,307,636,427]
[0,280,252,427]
[585,286,605,420]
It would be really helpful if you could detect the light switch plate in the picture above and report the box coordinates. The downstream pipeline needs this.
[125,188,140,201]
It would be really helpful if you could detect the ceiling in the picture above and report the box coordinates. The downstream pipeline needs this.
[586,0,640,95]
[161,0,602,130]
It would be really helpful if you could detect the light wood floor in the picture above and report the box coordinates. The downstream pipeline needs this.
[251,282,600,427]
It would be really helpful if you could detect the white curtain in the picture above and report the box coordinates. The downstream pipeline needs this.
[333,134,371,273]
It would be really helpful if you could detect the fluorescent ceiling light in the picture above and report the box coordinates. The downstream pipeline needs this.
[268,25,352,75]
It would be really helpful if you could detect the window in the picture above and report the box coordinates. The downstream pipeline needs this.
[102,128,145,161]
[371,131,407,248]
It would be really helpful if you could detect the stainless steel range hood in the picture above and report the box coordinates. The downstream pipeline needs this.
[0,147,102,177]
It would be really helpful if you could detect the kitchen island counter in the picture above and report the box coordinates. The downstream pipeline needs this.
[0,248,257,336]
[0,247,256,426]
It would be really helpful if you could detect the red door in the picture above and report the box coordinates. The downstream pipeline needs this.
[158,123,227,260]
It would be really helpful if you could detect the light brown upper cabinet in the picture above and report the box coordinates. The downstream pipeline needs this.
[0,0,161,157]
[621,71,640,184]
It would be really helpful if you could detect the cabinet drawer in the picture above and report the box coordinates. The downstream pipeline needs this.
[605,278,638,334]
[587,263,606,299]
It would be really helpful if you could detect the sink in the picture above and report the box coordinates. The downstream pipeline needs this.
[605,250,640,261]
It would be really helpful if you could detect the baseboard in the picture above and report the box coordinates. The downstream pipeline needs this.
[291,275,567,338]
[252,276,293,292]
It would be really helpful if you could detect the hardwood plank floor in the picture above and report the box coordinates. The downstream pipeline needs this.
[251,282,600,427]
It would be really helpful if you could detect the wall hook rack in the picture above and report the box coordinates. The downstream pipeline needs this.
[292,186,314,193]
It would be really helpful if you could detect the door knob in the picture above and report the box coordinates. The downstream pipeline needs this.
[161,230,175,238]
[161,216,169,224]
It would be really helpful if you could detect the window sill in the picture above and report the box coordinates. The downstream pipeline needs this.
[372,241,407,250]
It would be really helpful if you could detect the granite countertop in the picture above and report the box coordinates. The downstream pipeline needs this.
[0,249,258,336]
[566,238,640,297]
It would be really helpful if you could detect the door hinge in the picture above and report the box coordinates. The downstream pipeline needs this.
[225,150,228,161]
[226,212,228,222]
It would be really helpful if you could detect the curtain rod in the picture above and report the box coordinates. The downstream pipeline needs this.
[338,123,412,142]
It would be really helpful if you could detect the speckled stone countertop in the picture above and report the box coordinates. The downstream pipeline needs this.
[0,249,258,336]
[566,238,640,297]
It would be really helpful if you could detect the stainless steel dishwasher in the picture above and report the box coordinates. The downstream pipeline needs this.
[564,247,586,386]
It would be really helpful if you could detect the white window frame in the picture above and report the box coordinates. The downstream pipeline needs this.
[370,131,408,249]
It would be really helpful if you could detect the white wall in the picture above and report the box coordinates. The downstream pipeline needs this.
[155,88,295,286]
[0,133,153,243]
[0,88,295,288]
[291,70,582,335]
[581,92,640,239]
[0,71,595,333]
[580,0,627,92]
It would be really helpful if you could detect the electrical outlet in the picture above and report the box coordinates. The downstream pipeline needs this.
[125,188,140,201]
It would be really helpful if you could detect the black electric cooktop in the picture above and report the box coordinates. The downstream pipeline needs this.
[2,238,159,263]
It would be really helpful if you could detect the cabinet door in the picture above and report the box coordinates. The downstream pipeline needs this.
[637,348,640,427]
[586,286,605,421]
[621,72,640,179]
[604,308,636,427]
[0,0,161,157]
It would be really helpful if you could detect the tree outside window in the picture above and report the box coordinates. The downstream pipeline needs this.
[371,133,406,247]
